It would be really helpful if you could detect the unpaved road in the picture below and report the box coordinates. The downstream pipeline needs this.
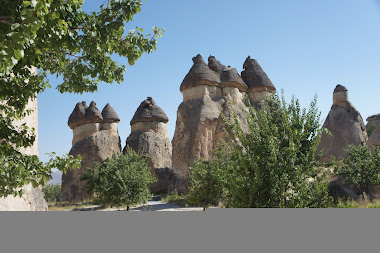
[68,200,204,211]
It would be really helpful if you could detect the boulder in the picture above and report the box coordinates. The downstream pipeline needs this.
[317,85,368,163]
[125,97,173,193]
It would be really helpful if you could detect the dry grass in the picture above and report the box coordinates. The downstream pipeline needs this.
[47,200,101,211]
[335,193,380,208]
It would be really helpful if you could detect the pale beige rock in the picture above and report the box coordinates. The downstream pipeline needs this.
[125,97,173,193]
[317,85,368,163]
[60,102,121,201]
[60,130,121,201]
[0,67,48,211]
[171,55,250,194]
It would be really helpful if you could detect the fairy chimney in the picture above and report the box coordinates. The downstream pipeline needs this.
[170,55,249,194]
[125,97,173,193]
[317,85,368,163]
[60,102,121,201]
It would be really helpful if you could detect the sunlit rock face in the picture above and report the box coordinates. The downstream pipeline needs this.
[170,55,252,194]
[241,56,276,107]
[317,85,368,163]
[124,97,174,193]
[60,102,121,201]
[0,67,48,211]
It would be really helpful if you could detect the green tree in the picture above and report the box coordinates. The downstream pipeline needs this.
[334,145,380,195]
[81,146,156,210]
[188,149,228,211]
[0,0,163,197]
[42,183,61,202]
[189,93,332,208]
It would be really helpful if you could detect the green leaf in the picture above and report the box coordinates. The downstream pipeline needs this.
[14,49,24,60]
[11,23,21,30]
[22,1,32,7]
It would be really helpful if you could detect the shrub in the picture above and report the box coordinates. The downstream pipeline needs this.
[188,149,229,210]
[189,92,332,208]
[334,145,380,195]
[42,184,61,203]
[81,147,156,210]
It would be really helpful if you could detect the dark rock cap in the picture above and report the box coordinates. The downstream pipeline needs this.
[130,97,169,125]
[180,54,220,92]
[208,56,247,91]
[208,56,226,73]
[241,56,276,92]
[84,101,103,124]
[334,84,348,93]
[367,113,380,122]
[68,101,87,129]
[102,103,120,123]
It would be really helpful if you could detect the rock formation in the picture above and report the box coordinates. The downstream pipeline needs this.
[366,114,380,137]
[241,56,276,107]
[124,97,173,193]
[60,102,121,201]
[0,67,48,211]
[367,114,380,148]
[317,85,368,163]
[171,55,275,194]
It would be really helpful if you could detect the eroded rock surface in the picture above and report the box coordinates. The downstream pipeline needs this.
[171,55,275,194]
[0,76,48,211]
[125,97,173,193]
[60,102,121,201]
[317,85,368,163]
[367,114,380,149]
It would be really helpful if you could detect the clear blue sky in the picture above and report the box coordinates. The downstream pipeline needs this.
[38,0,380,166]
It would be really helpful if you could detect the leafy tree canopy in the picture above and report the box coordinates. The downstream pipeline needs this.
[81,146,156,210]
[189,93,332,208]
[0,0,163,198]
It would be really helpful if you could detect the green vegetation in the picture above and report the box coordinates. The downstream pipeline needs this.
[188,149,228,211]
[334,145,380,195]
[0,0,163,198]
[367,123,376,137]
[188,93,333,208]
[81,147,156,210]
[334,194,380,208]
[42,183,61,202]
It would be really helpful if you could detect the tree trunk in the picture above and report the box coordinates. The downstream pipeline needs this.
[127,205,129,211]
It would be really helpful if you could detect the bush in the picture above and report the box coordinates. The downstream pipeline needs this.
[334,145,380,195]
[189,92,332,208]
[188,149,228,210]
[42,184,61,203]
[81,147,156,210]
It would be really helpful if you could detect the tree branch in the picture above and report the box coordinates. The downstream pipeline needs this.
[0,19,13,25]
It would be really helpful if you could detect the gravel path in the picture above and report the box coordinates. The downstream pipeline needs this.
[67,200,204,211]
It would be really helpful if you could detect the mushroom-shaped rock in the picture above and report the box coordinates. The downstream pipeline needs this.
[130,97,169,125]
[207,56,247,92]
[125,97,173,193]
[68,101,88,129]
[180,54,220,92]
[241,56,275,92]
[317,85,368,163]
[84,101,103,124]
[102,103,120,123]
